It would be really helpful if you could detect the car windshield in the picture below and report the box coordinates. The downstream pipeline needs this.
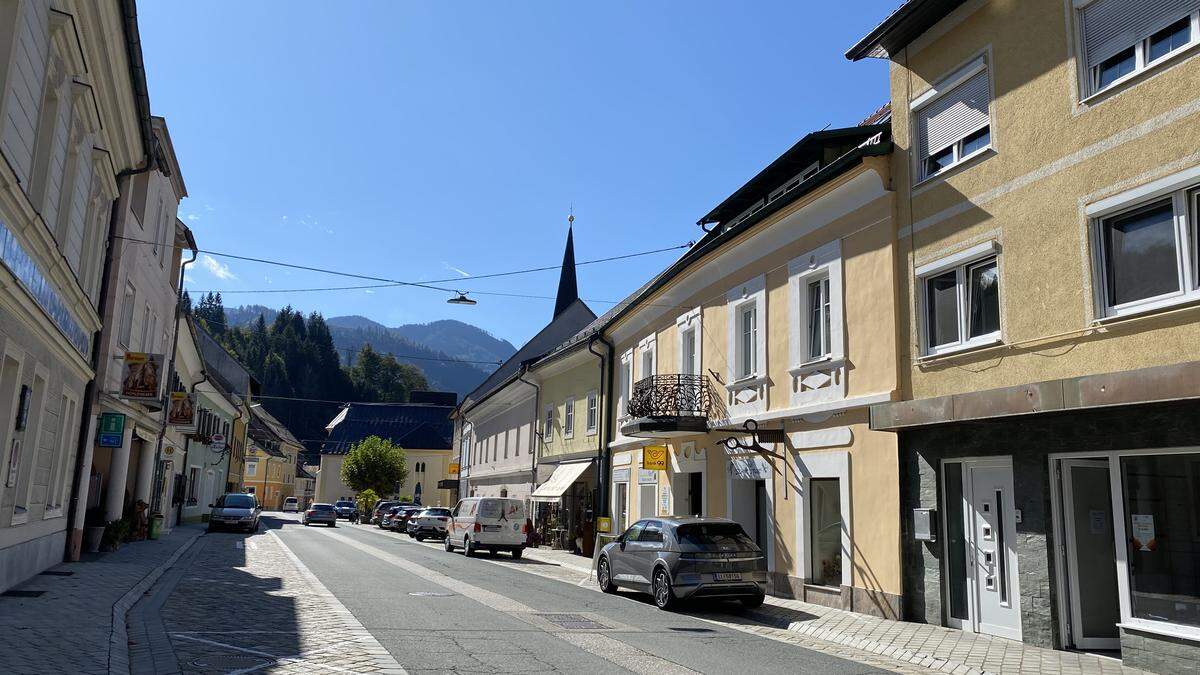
[284,498,297,503]
[335,501,354,507]
[675,522,760,552]
[311,504,334,511]
[424,508,451,517]
[217,495,256,509]
[478,499,523,520]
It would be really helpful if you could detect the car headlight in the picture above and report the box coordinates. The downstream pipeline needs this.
[241,515,254,521]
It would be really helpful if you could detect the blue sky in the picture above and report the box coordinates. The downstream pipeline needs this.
[139,1,895,347]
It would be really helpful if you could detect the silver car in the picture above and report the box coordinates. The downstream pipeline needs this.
[596,517,768,610]
[207,493,261,533]
[303,503,338,527]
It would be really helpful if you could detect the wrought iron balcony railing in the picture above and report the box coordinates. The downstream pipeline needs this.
[627,374,715,420]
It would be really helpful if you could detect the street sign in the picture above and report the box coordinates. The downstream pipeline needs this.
[597,516,612,533]
[210,432,226,451]
[98,413,125,448]
[642,445,668,471]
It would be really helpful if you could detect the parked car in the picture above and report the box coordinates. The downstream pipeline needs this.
[407,507,451,541]
[371,500,401,524]
[379,505,403,529]
[444,497,527,558]
[303,503,338,527]
[333,500,357,519]
[207,493,262,533]
[392,505,424,532]
[596,517,768,611]
[282,496,300,513]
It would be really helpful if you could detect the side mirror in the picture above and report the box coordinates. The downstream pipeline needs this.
[618,537,627,550]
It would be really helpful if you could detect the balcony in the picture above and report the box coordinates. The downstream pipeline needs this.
[620,374,718,438]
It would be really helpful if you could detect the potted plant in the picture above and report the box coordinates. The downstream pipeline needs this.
[101,519,131,551]
[83,507,106,553]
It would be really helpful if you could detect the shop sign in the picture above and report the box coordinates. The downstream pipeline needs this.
[642,445,668,471]
[448,462,460,475]
[638,469,658,484]
[211,432,226,452]
[596,516,612,533]
[120,352,164,401]
[0,221,90,357]
[98,413,125,448]
[659,486,670,512]
[168,392,195,427]
[612,467,630,483]
[729,455,771,480]
[1131,514,1156,551]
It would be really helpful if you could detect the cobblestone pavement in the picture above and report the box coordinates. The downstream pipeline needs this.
[0,524,203,675]
[133,522,405,674]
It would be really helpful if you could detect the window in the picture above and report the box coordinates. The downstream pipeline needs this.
[917,244,1001,355]
[637,334,656,381]
[544,406,554,444]
[1079,2,1200,97]
[563,398,574,439]
[586,390,598,434]
[914,59,991,180]
[680,326,697,375]
[639,483,657,519]
[638,520,664,543]
[1120,453,1200,628]
[245,461,257,477]
[118,283,136,348]
[736,303,757,379]
[806,278,831,360]
[187,466,200,502]
[810,478,843,587]
[1091,179,1200,317]
[618,350,633,420]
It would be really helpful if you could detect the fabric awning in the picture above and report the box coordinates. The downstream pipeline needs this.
[530,461,592,503]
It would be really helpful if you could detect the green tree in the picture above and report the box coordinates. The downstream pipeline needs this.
[340,435,407,497]
[347,345,428,402]
[356,488,380,518]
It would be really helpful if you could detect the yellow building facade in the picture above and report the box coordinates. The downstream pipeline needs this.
[848,1,1200,668]
[601,127,904,617]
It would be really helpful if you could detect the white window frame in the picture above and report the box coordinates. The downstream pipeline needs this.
[543,405,554,445]
[726,275,766,384]
[1077,3,1200,99]
[637,334,656,381]
[911,56,993,182]
[791,450,852,588]
[585,390,598,435]
[118,282,136,348]
[916,241,1002,356]
[617,349,633,422]
[676,307,702,376]
[563,397,575,439]
[788,240,845,370]
[1086,168,1200,319]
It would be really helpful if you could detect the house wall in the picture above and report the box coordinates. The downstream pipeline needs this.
[461,393,537,499]
[538,356,604,460]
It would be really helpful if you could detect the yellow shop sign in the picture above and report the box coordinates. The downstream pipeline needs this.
[642,445,668,471]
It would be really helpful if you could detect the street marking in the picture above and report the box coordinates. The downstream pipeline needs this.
[311,527,695,674]
[266,530,408,674]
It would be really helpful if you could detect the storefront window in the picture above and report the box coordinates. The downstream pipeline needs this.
[810,478,842,586]
[1121,453,1200,628]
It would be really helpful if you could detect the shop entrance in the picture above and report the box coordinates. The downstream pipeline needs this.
[672,471,704,517]
[731,477,768,548]
[1057,459,1120,650]
[942,458,1022,641]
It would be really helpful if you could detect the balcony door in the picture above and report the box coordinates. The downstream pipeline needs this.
[678,325,700,413]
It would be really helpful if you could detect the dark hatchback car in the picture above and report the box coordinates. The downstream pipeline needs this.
[596,517,768,610]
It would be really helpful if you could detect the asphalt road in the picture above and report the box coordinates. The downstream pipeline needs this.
[267,513,886,674]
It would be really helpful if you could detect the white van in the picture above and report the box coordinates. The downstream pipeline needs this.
[444,497,527,558]
[282,496,299,513]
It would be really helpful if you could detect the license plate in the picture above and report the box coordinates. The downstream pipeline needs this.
[714,572,742,582]
[483,525,501,532]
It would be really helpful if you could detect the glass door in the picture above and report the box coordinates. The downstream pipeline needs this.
[1061,459,1120,650]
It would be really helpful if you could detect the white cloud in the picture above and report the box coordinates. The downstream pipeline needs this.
[442,261,470,277]
[186,214,200,222]
[200,254,237,280]
[364,289,375,295]
[204,204,215,212]
[264,276,273,285]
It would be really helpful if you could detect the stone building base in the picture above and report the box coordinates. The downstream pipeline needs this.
[0,529,66,593]
[771,572,902,619]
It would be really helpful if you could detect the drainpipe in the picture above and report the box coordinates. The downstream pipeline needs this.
[515,366,540,500]
[148,244,197,520]
[591,334,615,520]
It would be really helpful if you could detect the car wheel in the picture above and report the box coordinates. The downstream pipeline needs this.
[464,537,475,557]
[444,535,455,552]
[597,557,617,593]
[329,522,336,528]
[511,547,523,560]
[206,524,215,533]
[415,534,424,542]
[653,568,676,610]
[304,522,310,527]
[488,548,497,556]
[740,593,765,609]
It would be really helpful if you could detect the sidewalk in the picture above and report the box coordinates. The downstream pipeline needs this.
[520,546,1148,675]
[0,524,204,675]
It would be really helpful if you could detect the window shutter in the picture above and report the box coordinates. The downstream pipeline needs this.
[917,69,990,160]
[1081,0,1200,66]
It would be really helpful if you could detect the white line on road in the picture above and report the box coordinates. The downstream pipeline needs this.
[311,526,700,675]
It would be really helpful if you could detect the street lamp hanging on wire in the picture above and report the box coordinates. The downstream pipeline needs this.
[447,292,477,305]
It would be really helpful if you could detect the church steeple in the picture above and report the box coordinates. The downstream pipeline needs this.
[553,214,579,318]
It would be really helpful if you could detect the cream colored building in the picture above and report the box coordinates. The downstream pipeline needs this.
[848,1,1200,669]
[599,126,902,617]
[0,0,155,589]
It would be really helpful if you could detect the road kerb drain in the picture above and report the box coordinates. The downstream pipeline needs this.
[190,654,273,669]
[535,613,611,630]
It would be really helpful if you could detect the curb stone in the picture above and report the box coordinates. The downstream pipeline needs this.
[107,530,204,675]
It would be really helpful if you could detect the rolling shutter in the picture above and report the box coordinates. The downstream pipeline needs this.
[1080,0,1200,66]
[916,69,990,161]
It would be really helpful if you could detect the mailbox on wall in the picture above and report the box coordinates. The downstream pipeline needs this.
[913,508,937,542]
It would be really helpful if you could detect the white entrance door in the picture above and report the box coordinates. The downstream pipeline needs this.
[1061,460,1120,650]
[944,459,1022,641]
[966,461,1022,641]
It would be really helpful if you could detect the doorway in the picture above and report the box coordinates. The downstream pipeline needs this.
[671,471,704,517]
[942,458,1022,641]
[1058,459,1120,650]
[731,477,768,547]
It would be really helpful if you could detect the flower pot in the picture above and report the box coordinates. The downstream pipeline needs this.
[83,526,105,553]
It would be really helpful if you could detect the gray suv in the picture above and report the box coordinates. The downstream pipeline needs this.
[596,517,768,610]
